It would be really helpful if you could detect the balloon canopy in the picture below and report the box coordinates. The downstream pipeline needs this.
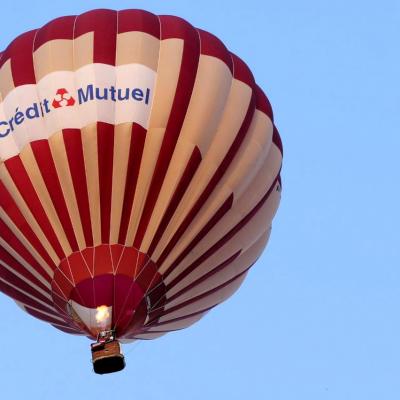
[0,9,282,344]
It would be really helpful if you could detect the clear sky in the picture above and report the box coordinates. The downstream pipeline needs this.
[0,0,399,399]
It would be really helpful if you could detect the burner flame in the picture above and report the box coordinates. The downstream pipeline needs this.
[95,305,110,324]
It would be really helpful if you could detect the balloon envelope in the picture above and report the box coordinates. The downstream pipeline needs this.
[0,9,282,340]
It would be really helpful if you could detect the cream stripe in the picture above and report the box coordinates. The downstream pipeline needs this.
[125,39,184,244]
[81,123,101,246]
[110,123,133,243]
[117,32,160,70]
[0,59,15,100]
[177,56,233,156]
[48,131,86,250]
[159,145,282,274]
[140,56,232,253]
[156,111,273,269]
[151,79,252,260]
[33,39,74,81]
[73,32,94,70]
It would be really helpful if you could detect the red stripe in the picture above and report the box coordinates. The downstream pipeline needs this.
[0,181,56,271]
[118,124,146,244]
[254,84,274,121]
[197,29,233,72]
[0,30,36,85]
[160,194,234,280]
[157,93,256,266]
[165,251,242,300]
[118,9,160,38]
[133,16,200,248]
[0,219,53,283]
[0,247,49,292]
[0,263,52,306]
[142,309,208,331]
[31,140,79,251]
[5,156,65,259]
[97,123,115,243]
[230,53,255,87]
[149,269,248,324]
[63,129,93,247]
[0,279,55,314]
[52,324,82,335]
[33,16,75,50]
[147,146,202,256]
[273,126,283,155]
[163,176,279,281]
[24,306,68,326]
[74,9,117,65]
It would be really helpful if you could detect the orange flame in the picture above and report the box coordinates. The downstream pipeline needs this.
[95,305,110,324]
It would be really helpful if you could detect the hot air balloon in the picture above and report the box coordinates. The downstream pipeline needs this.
[0,9,283,374]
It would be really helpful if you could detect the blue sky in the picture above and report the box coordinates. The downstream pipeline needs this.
[1,1,399,399]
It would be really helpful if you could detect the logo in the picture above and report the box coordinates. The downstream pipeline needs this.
[52,88,76,108]
[0,84,152,139]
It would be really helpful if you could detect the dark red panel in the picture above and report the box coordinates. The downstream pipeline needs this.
[34,16,75,50]
[0,30,36,85]
[63,129,93,247]
[197,29,233,72]
[254,84,274,121]
[93,245,113,275]
[118,124,146,244]
[273,126,283,155]
[118,9,160,38]
[231,53,255,87]
[81,247,95,276]
[74,9,117,65]
[110,244,125,273]
[115,246,137,277]
[65,252,91,283]
[112,275,144,333]
[97,123,115,243]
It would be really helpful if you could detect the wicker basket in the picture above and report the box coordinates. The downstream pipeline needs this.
[91,340,125,374]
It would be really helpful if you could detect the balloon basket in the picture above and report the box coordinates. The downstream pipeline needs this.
[91,339,125,374]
